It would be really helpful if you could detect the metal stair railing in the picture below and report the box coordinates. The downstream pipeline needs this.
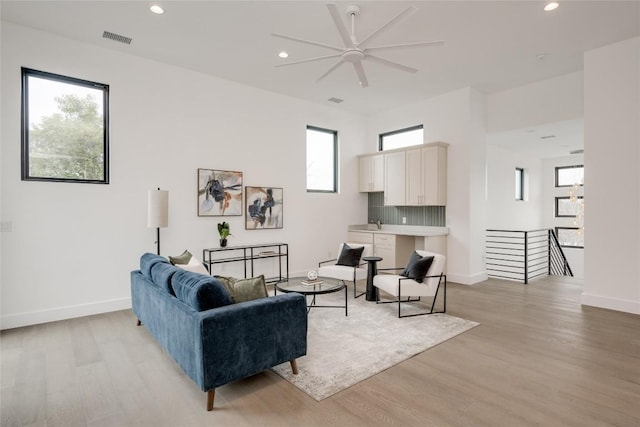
[486,229,573,284]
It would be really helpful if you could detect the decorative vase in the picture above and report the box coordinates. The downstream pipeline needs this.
[220,238,227,248]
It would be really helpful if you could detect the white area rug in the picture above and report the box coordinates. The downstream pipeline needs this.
[271,290,479,401]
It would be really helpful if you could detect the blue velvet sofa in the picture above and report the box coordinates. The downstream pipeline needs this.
[130,253,308,410]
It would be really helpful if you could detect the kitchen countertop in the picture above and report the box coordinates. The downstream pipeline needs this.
[348,224,449,237]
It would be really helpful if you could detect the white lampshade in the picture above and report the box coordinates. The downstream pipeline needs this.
[147,189,169,228]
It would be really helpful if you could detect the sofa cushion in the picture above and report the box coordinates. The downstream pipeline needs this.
[401,252,435,283]
[214,275,268,304]
[336,244,365,267]
[171,270,232,311]
[140,252,170,279]
[150,261,179,294]
[169,250,192,265]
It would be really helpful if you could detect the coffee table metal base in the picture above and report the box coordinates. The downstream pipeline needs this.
[275,277,348,316]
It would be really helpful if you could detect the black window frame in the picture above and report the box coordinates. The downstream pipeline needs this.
[515,167,525,201]
[555,165,583,188]
[555,227,584,249]
[306,125,338,193]
[379,124,424,151]
[21,67,110,184]
[555,196,584,218]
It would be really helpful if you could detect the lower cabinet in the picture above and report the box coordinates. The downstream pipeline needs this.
[347,231,414,270]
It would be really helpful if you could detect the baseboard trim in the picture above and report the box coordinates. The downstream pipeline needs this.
[1,297,132,330]
[447,271,488,286]
[581,293,640,315]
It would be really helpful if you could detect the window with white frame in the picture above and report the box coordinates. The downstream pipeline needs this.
[306,126,337,193]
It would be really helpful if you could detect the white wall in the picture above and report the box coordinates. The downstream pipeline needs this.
[486,145,543,230]
[583,36,640,314]
[488,71,584,133]
[365,88,488,285]
[541,155,585,279]
[0,22,369,329]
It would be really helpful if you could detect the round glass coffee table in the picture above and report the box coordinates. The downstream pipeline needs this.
[276,277,347,316]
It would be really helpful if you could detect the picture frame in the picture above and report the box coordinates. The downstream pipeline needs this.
[197,169,243,216]
[245,186,283,229]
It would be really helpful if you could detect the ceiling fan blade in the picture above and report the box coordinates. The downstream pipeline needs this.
[271,33,343,52]
[316,59,346,83]
[275,53,343,68]
[352,61,369,88]
[365,55,418,74]
[365,40,444,52]
[358,5,417,48]
[326,3,354,48]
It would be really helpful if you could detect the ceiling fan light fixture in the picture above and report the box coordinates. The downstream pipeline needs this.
[544,2,559,12]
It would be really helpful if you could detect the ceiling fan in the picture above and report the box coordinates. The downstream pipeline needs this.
[272,3,444,88]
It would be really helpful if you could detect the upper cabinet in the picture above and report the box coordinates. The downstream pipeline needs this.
[370,142,447,206]
[358,153,384,192]
[383,151,407,206]
[406,144,447,206]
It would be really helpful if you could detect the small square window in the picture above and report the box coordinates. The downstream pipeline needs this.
[379,125,423,151]
[555,227,584,249]
[555,165,583,187]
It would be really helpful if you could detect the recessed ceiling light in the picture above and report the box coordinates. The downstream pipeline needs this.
[536,53,548,60]
[150,5,164,14]
[544,2,559,12]
[278,51,289,58]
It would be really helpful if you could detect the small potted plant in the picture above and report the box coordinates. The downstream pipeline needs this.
[217,221,231,247]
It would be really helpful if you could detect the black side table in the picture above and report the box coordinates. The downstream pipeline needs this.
[362,256,383,301]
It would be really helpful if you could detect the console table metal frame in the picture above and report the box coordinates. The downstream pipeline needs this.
[202,243,289,284]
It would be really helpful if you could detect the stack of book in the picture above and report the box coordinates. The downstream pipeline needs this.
[301,279,323,286]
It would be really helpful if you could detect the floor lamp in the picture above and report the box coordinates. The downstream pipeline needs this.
[148,188,169,255]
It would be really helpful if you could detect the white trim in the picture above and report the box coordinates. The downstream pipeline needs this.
[1,297,132,330]
[447,271,488,285]
[581,293,640,315]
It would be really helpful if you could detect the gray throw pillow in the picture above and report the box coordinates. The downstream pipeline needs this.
[169,250,192,265]
[336,244,365,267]
[214,275,268,303]
[401,252,435,283]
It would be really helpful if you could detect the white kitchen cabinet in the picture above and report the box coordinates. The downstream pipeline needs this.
[383,151,406,206]
[374,234,414,270]
[406,143,447,206]
[347,231,374,245]
[358,153,384,192]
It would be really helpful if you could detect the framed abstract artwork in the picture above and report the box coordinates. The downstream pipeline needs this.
[197,169,243,216]
[245,186,283,229]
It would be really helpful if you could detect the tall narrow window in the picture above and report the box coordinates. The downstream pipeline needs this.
[306,126,337,192]
[21,68,109,184]
[379,125,423,151]
[515,167,525,201]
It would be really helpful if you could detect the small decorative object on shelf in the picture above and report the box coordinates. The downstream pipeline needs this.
[217,221,231,247]
[307,270,318,281]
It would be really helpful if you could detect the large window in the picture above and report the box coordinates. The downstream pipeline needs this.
[379,125,423,151]
[21,68,109,184]
[306,126,337,192]
[555,165,583,187]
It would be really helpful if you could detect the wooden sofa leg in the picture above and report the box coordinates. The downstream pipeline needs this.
[290,359,299,375]
[207,389,215,411]
[136,319,141,326]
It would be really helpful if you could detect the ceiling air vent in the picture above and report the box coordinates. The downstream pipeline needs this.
[102,31,133,45]
[540,134,556,139]
[328,97,344,104]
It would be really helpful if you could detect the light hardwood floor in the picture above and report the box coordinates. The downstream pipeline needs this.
[1,276,639,426]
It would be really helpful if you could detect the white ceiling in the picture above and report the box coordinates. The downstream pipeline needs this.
[2,1,639,157]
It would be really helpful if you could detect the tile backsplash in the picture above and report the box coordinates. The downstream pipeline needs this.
[367,192,446,226]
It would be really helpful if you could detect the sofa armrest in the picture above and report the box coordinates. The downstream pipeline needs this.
[197,293,307,390]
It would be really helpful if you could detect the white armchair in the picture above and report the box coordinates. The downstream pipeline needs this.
[373,250,446,318]
[318,243,373,298]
